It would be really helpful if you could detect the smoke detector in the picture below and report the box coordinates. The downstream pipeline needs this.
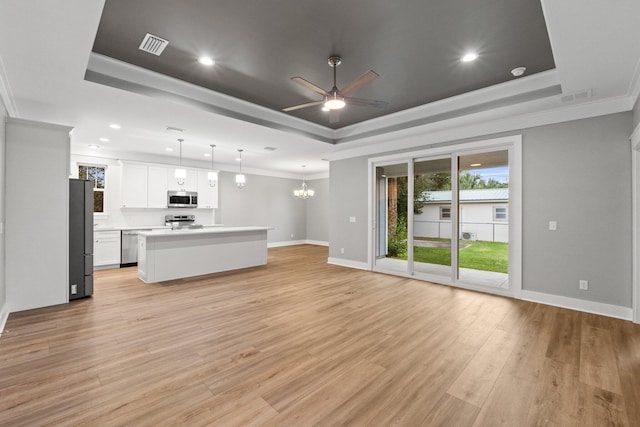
[139,33,169,56]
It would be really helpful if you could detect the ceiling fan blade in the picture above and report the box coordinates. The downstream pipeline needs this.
[329,110,340,124]
[345,97,388,109]
[340,70,379,96]
[291,77,330,96]
[282,100,325,112]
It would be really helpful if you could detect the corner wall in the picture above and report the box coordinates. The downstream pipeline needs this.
[0,103,7,332]
[329,112,633,312]
[306,178,329,244]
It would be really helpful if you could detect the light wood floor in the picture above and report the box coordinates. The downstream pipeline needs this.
[1,245,639,426]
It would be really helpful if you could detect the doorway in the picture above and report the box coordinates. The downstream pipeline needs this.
[370,137,521,296]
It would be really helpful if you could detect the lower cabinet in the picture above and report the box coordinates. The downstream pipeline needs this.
[94,230,121,267]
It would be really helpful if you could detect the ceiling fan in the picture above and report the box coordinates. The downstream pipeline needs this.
[283,56,387,123]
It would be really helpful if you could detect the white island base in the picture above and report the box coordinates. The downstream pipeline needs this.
[137,227,269,283]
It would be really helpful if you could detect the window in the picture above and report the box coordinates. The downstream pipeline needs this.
[78,164,106,213]
[493,206,508,221]
[440,206,451,220]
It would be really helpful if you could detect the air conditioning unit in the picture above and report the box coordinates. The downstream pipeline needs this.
[461,231,477,241]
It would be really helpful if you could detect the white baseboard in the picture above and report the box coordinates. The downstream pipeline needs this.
[327,257,370,271]
[0,302,9,335]
[520,290,633,321]
[268,240,329,248]
[305,240,329,247]
[268,240,308,248]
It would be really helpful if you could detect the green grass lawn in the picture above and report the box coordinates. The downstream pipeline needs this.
[394,239,508,273]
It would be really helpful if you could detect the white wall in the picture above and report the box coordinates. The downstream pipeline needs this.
[6,118,71,312]
[0,102,7,329]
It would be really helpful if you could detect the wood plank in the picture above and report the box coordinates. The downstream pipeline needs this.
[472,373,536,426]
[524,357,580,426]
[578,383,629,427]
[447,328,518,407]
[579,325,622,394]
[422,394,480,427]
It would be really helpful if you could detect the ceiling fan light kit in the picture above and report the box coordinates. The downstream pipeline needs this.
[283,55,387,122]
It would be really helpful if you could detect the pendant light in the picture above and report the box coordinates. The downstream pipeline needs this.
[293,165,315,199]
[207,144,218,187]
[175,138,186,186]
[235,149,246,189]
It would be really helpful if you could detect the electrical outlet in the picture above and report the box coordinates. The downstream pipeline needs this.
[349,216,356,223]
[579,280,588,290]
[290,233,294,238]
[71,284,77,295]
[341,247,345,254]
[549,221,557,231]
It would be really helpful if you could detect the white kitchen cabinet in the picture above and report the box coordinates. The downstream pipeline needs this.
[167,168,198,192]
[196,171,219,209]
[147,166,168,208]
[94,230,121,267]
[121,164,148,208]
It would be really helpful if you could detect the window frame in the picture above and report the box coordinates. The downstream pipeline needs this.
[78,163,107,214]
[493,205,508,222]
[440,205,452,220]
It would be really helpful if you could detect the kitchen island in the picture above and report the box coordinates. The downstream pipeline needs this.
[137,226,270,283]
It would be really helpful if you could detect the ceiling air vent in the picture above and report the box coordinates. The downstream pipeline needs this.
[263,146,277,151]
[560,89,592,103]
[138,33,169,56]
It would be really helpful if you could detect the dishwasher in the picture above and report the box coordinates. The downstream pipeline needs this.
[120,229,152,267]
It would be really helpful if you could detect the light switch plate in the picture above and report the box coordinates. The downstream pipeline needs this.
[349,216,356,223]
[549,221,557,231]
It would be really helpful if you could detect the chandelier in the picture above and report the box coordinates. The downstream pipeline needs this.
[293,165,314,199]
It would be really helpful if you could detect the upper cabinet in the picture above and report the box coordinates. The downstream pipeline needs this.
[148,166,168,208]
[121,164,148,208]
[121,162,217,209]
[197,171,219,209]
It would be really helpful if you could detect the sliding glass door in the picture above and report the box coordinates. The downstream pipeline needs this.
[372,142,516,293]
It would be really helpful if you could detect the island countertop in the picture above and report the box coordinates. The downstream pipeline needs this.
[137,226,271,283]
[138,226,271,238]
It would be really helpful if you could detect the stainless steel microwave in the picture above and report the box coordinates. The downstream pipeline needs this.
[167,191,198,208]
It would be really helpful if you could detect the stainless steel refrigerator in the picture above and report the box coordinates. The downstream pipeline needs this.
[69,179,94,300]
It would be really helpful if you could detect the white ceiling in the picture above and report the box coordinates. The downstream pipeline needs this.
[0,0,639,179]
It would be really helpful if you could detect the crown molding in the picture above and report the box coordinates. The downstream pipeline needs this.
[0,54,18,116]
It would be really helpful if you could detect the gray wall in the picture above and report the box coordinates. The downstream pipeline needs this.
[634,96,640,130]
[329,157,369,259]
[217,171,307,244]
[306,178,329,243]
[329,112,633,308]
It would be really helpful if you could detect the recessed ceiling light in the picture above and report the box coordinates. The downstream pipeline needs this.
[470,163,482,167]
[88,144,100,149]
[461,52,478,63]
[99,137,109,142]
[165,147,174,152]
[511,66,527,77]
[264,146,277,151]
[198,56,215,66]
[109,124,121,129]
